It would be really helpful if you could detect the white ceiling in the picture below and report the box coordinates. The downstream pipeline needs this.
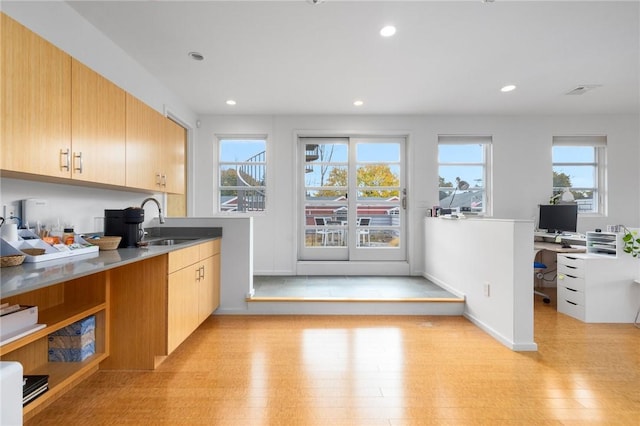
[66,0,639,116]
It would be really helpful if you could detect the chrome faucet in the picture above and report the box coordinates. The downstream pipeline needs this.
[141,197,165,224]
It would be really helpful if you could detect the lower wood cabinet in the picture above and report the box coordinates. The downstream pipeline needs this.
[104,239,221,370]
[167,240,221,353]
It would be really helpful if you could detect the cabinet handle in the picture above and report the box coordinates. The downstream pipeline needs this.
[60,148,70,171]
[161,174,167,187]
[195,267,201,282]
[199,266,205,280]
[156,173,162,186]
[73,152,83,173]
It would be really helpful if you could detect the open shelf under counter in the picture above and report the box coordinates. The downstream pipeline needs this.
[0,302,106,356]
[21,350,109,417]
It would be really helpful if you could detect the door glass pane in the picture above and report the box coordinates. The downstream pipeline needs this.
[304,141,348,249]
[355,142,402,249]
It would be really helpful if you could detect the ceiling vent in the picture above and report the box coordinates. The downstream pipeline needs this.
[565,85,601,95]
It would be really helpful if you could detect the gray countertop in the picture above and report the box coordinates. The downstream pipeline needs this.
[0,227,222,299]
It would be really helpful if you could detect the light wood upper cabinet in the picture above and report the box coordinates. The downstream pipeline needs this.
[125,93,165,191]
[71,59,126,186]
[1,13,71,178]
[163,118,186,195]
[125,95,186,194]
[1,12,186,195]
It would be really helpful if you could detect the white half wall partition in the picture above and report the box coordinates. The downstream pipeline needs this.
[424,217,537,351]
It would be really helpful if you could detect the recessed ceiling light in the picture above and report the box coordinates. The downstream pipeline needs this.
[188,51,204,61]
[226,99,237,106]
[353,100,364,106]
[380,26,396,37]
[501,84,517,92]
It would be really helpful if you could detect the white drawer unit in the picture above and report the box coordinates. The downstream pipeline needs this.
[557,255,585,277]
[556,252,639,323]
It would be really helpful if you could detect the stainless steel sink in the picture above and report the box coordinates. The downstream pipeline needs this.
[144,238,198,246]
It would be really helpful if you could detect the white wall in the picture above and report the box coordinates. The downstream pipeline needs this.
[0,178,165,234]
[195,114,640,276]
[424,217,537,351]
[2,2,639,279]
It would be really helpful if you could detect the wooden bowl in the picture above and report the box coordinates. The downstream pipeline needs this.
[91,236,121,251]
[1,254,26,267]
[21,248,46,256]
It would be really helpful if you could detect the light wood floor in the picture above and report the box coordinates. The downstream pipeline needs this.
[26,298,640,425]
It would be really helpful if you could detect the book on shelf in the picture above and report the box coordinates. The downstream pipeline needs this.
[0,304,23,316]
[23,374,49,406]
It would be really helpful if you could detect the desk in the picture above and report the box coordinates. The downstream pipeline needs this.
[534,241,586,254]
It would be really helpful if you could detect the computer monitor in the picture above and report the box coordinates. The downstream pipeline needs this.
[538,204,578,234]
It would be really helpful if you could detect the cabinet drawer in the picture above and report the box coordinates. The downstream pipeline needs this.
[198,239,221,259]
[168,245,200,273]
[558,254,584,269]
[557,298,585,321]
[557,273,585,292]
[558,262,585,279]
[558,285,584,305]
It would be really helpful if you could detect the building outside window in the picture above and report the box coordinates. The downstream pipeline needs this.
[217,137,267,213]
[552,135,606,214]
[438,135,492,215]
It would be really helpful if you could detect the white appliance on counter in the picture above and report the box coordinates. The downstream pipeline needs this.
[0,361,23,425]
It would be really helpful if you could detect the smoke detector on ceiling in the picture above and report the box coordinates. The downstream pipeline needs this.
[307,0,326,5]
[565,85,602,95]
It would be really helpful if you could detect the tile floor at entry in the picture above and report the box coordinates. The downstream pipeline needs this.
[252,275,457,299]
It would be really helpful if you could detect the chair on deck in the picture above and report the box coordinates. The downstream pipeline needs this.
[314,217,334,246]
[356,217,371,246]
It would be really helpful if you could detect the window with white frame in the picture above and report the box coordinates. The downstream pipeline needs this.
[218,137,267,213]
[438,135,492,214]
[552,135,606,214]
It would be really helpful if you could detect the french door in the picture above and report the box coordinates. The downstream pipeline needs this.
[299,136,406,262]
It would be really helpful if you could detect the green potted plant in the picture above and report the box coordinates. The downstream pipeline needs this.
[622,226,640,258]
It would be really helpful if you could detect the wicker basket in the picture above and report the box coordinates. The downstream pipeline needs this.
[91,236,121,251]
[1,254,26,267]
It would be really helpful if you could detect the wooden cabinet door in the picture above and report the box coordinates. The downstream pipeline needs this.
[167,265,199,354]
[71,59,126,185]
[198,254,220,323]
[163,118,186,195]
[1,13,71,177]
[125,94,164,191]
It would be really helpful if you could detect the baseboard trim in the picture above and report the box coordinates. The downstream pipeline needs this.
[247,296,464,303]
[464,312,538,352]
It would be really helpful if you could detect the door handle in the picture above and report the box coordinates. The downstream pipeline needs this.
[60,148,70,171]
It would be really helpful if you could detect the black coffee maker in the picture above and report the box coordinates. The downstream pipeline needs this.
[104,208,144,248]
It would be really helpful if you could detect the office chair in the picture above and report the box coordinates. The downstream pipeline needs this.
[534,261,551,304]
